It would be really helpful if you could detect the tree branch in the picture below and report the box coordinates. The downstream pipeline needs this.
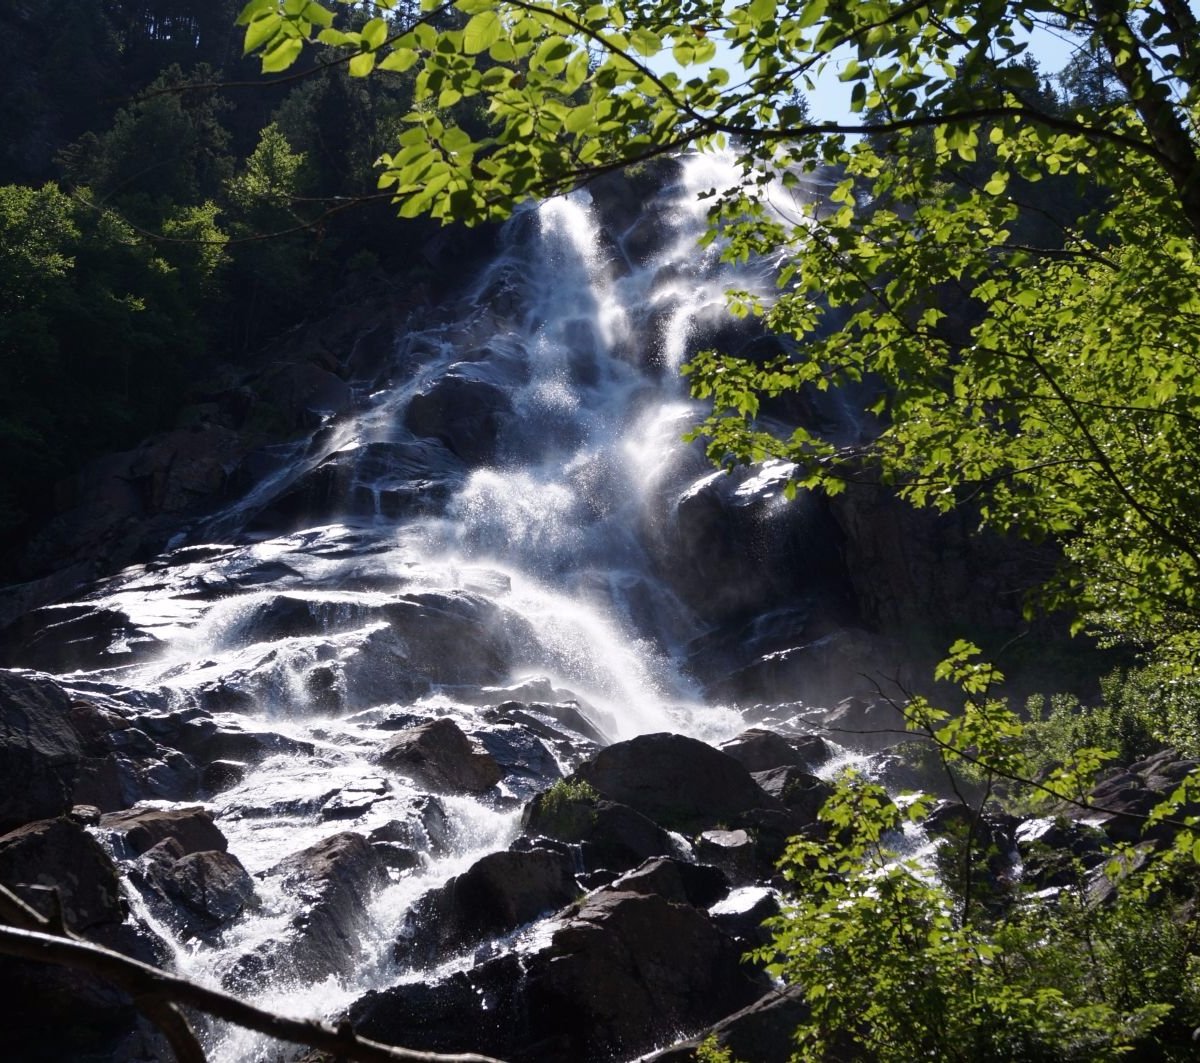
[0,919,508,1063]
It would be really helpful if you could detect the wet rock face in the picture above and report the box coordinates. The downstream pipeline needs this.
[247,439,466,531]
[355,889,765,1063]
[525,889,766,1059]
[0,671,201,830]
[0,813,174,1062]
[100,805,228,857]
[225,832,387,989]
[720,728,831,773]
[575,732,780,833]
[521,789,677,873]
[644,984,810,1063]
[0,671,83,830]
[399,847,580,963]
[378,717,502,794]
[1070,748,1200,844]
[357,892,768,1063]
[134,839,258,939]
[0,604,162,673]
[752,765,833,822]
[404,373,514,465]
[0,816,124,932]
[609,856,729,909]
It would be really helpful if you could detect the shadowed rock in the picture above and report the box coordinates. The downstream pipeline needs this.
[575,732,781,833]
[0,816,124,931]
[224,832,387,989]
[522,787,676,873]
[0,671,84,830]
[398,848,579,962]
[379,717,501,794]
[100,805,227,857]
[608,856,729,909]
[351,888,764,1062]
[134,838,258,938]
[644,984,809,1063]
[720,728,830,773]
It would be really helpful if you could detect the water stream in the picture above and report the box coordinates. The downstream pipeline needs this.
[27,152,861,1060]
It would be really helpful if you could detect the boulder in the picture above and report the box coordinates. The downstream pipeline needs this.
[645,985,809,1063]
[1014,816,1107,889]
[522,787,677,873]
[0,818,171,1061]
[751,765,833,823]
[475,723,563,797]
[368,795,453,855]
[0,604,162,673]
[709,886,781,950]
[816,693,908,753]
[201,759,247,794]
[0,816,123,931]
[575,733,780,833]
[225,832,387,988]
[372,842,421,872]
[399,848,579,962]
[404,373,513,465]
[720,728,830,773]
[0,673,200,823]
[695,829,757,880]
[1078,749,1200,844]
[378,717,501,794]
[0,670,83,830]
[320,778,391,821]
[609,856,729,909]
[134,839,257,937]
[487,698,608,745]
[100,805,228,857]
[348,955,526,1059]
[350,890,764,1062]
[186,717,316,762]
[520,889,765,1060]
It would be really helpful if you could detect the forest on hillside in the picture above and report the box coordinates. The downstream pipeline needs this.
[0,0,463,566]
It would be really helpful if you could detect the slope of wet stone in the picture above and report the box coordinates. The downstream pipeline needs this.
[339,731,827,1062]
[6,657,1199,1062]
[0,656,849,1062]
[0,161,1151,1063]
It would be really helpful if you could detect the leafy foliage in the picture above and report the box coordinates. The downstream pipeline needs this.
[0,182,207,532]
[234,0,1200,665]
[1026,664,1200,772]
[753,647,1200,1061]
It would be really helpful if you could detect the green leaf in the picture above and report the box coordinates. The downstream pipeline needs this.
[361,17,388,50]
[564,103,594,134]
[243,13,282,54]
[317,27,355,46]
[984,172,1008,195]
[261,35,303,71]
[348,51,376,77]
[236,0,275,26]
[629,27,662,56]
[463,10,502,55]
[378,47,419,72]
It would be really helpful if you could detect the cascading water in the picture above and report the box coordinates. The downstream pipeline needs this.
[2,152,871,1062]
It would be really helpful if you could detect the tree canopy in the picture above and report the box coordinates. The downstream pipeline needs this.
[236,0,1200,666]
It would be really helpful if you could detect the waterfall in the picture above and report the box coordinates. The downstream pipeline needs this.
[3,151,868,1062]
